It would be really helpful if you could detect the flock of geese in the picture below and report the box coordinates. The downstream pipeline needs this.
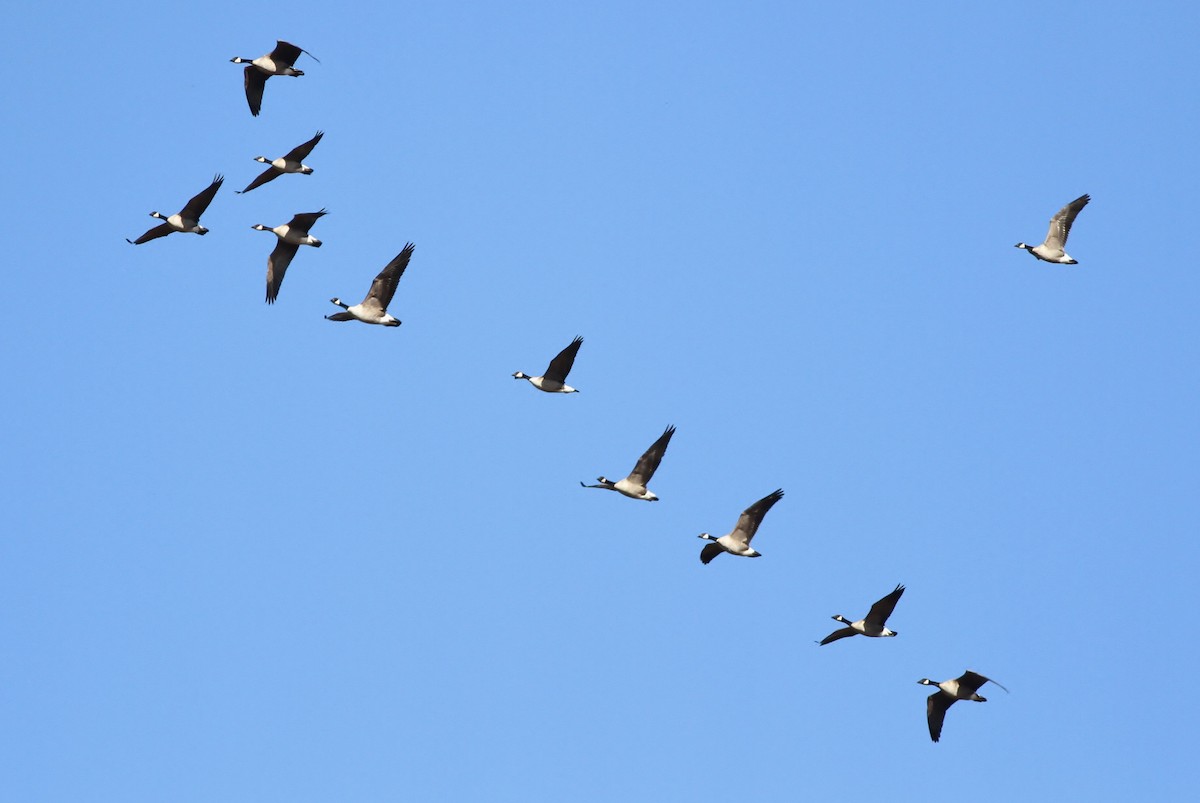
[125,41,412,322]
[123,39,1095,744]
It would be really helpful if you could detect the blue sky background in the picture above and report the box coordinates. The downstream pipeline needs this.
[3,2,1199,800]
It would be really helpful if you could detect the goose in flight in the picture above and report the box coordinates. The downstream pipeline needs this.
[252,210,326,304]
[230,40,318,116]
[581,425,675,501]
[1014,194,1090,263]
[126,174,223,245]
[918,670,1008,742]
[698,489,784,564]
[326,243,414,326]
[237,131,324,194]
[818,584,905,645]
[513,336,583,393]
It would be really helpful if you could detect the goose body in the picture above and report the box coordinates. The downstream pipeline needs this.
[230,40,317,116]
[581,425,675,501]
[127,174,223,245]
[698,489,784,563]
[819,584,905,645]
[918,670,1008,742]
[252,209,326,304]
[238,131,323,194]
[326,243,414,326]
[1015,194,1090,264]
[513,336,583,393]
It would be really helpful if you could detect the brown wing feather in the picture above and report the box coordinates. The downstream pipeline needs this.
[266,241,299,304]
[180,175,223,220]
[699,542,724,564]
[1044,193,1090,250]
[628,425,675,485]
[238,165,281,194]
[366,243,414,309]
[865,584,905,626]
[732,489,784,545]
[818,627,857,646]
[959,670,1007,694]
[544,336,583,383]
[284,131,324,161]
[927,692,954,742]
[270,41,303,67]
[127,222,174,245]
[271,40,318,66]
[286,209,327,232]
[243,65,266,116]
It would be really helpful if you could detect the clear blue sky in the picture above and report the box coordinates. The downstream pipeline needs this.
[3,2,1199,800]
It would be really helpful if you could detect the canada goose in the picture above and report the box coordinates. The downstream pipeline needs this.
[252,209,326,304]
[581,425,675,501]
[230,40,318,116]
[237,131,324,194]
[326,243,414,326]
[1015,194,1090,263]
[918,670,1008,742]
[126,174,224,245]
[513,336,583,393]
[698,489,784,564]
[818,584,905,645]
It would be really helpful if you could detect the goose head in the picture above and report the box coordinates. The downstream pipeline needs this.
[330,297,348,309]
[1014,242,1031,251]
[697,532,717,542]
[832,614,851,624]
[512,371,530,380]
[230,56,251,64]
[149,211,165,219]
[253,156,271,164]
[917,678,936,687]
[251,224,271,232]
